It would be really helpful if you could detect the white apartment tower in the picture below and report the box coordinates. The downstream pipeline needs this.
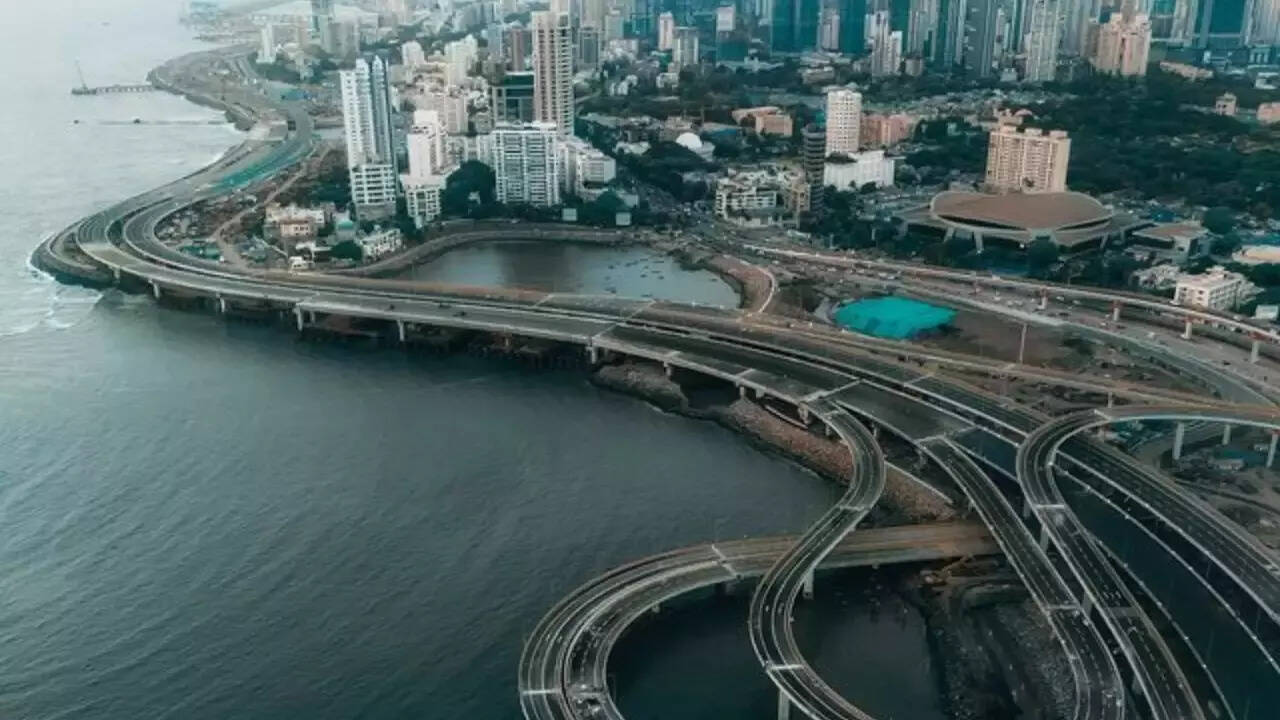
[532,10,575,136]
[984,126,1071,193]
[406,111,448,178]
[865,11,902,76]
[1093,12,1151,76]
[672,27,700,67]
[401,40,426,69]
[340,55,399,218]
[824,87,862,158]
[488,123,562,206]
[658,12,677,50]
[1024,0,1062,83]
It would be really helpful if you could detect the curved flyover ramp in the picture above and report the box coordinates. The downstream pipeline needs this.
[748,403,885,720]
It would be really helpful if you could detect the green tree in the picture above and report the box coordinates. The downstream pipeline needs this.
[330,240,363,261]
[1203,206,1236,235]
[442,161,497,216]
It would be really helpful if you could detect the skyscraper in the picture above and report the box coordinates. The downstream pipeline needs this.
[1255,0,1280,44]
[492,71,536,123]
[577,25,602,69]
[772,0,822,53]
[488,123,562,206]
[824,87,861,158]
[1093,10,1152,76]
[964,0,1004,77]
[1024,0,1061,82]
[311,0,334,35]
[658,11,677,49]
[984,125,1070,193]
[935,0,968,68]
[340,54,398,219]
[865,10,903,75]
[672,26,700,66]
[532,9,574,136]
[802,124,827,216]
[839,0,869,53]
[906,0,939,55]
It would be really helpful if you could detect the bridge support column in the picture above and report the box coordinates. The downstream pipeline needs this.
[1022,497,1032,519]
[1082,593,1094,618]
[1106,391,1114,408]
[1039,524,1050,551]
[1268,433,1279,469]
[396,320,406,343]
[1222,424,1232,446]
[798,406,810,425]
[112,267,121,283]
[1038,292,1047,310]
[586,346,599,365]
[777,692,790,720]
[738,384,747,399]
[216,296,227,314]
[1018,324,1028,364]
[802,570,814,599]
[664,362,673,378]
[294,307,304,333]
[973,232,984,254]
[1111,302,1121,322]
[1251,339,1261,364]
[1173,422,1187,461]
[151,281,161,299]
[1182,318,1193,340]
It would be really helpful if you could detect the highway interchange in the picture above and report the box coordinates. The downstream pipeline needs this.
[34,46,1280,720]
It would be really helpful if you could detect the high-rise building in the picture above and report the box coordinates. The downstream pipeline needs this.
[492,71,537,123]
[604,10,626,40]
[1063,0,1104,55]
[580,0,607,30]
[802,124,827,216]
[310,0,334,35]
[485,23,506,63]
[824,87,862,157]
[964,0,1004,77]
[259,24,279,63]
[717,4,737,32]
[384,0,411,25]
[1254,0,1280,44]
[444,36,478,86]
[820,7,842,50]
[630,0,657,40]
[1024,0,1062,82]
[984,125,1070,193]
[577,25,602,69]
[421,88,469,134]
[836,0,868,53]
[340,55,399,219]
[935,0,968,67]
[532,10,575,136]
[508,24,531,71]
[773,0,822,53]
[907,0,939,55]
[488,122,562,206]
[407,111,448,178]
[401,40,426,69]
[865,10,902,75]
[658,12,677,49]
[1093,11,1151,76]
[672,26,700,66]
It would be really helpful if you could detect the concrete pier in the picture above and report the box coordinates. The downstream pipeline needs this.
[397,319,406,343]
[1251,339,1261,364]
[1268,433,1278,469]
[1183,318,1193,339]
[777,692,790,720]
[1039,524,1050,551]
[1018,324,1028,364]
[151,280,161,299]
[1221,424,1232,446]
[294,307,304,332]
[1111,303,1121,322]
[1173,422,1186,460]
[802,570,814,599]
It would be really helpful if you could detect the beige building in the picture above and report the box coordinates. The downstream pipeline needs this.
[1159,61,1213,80]
[984,126,1071,194]
[1174,267,1256,310]
[824,87,861,158]
[861,113,917,148]
[1092,12,1150,77]
[1257,102,1280,124]
[731,106,794,137]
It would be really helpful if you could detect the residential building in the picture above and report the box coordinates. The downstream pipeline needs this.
[820,7,842,51]
[355,227,403,260]
[984,126,1070,194]
[1174,267,1257,310]
[1092,12,1151,76]
[444,36,478,85]
[1128,222,1208,263]
[717,5,737,33]
[672,26,700,67]
[865,10,902,76]
[1258,102,1280,124]
[1024,0,1062,82]
[1215,92,1237,116]
[824,87,862,158]
[714,168,807,227]
[1159,60,1212,80]
[1255,0,1280,45]
[963,0,1005,78]
[488,122,561,206]
[508,24,530,71]
[402,174,446,227]
[772,0,822,53]
[861,113,918,147]
[264,203,326,244]
[407,110,449,178]
[907,0,938,56]
[340,54,398,219]
[561,137,617,198]
[401,40,426,69]
[731,106,794,136]
[1131,263,1182,291]
[658,12,677,50]
[823,150,896,190]
[492,71,536,123]
[577,25,602,69]
[419,88,469,134]
[532,10,574,136]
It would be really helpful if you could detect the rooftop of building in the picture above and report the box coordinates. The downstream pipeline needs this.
[1132,222,1207,241]
[931,191,1111,231]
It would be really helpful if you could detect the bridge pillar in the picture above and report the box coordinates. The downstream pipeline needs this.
[1268,433,1279,469]
[1038,524,1050,551]
[586,346,599,365]
[802,570,814,599]
[738,384,747,399]
[1111,302,1121,323]
[397,319,406,343]
[294,307,304,333]
[1038,292,1047,310]
[1172,422,1186,461]
[216,295,227,314]
[112,267,121,283]
[1082,593,1094,618]
[151,281,161,299]
[798,405,810,425]
[1106,391,1114,408]
[664,362,673,378]
[1251,339,1261,364]
[1018,323,1028,364]
[777,692,790,720]
[1222,424,1232,446]
[973,232,984,254]
[1022,497,1032,519]
[1182,318,1193,340]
